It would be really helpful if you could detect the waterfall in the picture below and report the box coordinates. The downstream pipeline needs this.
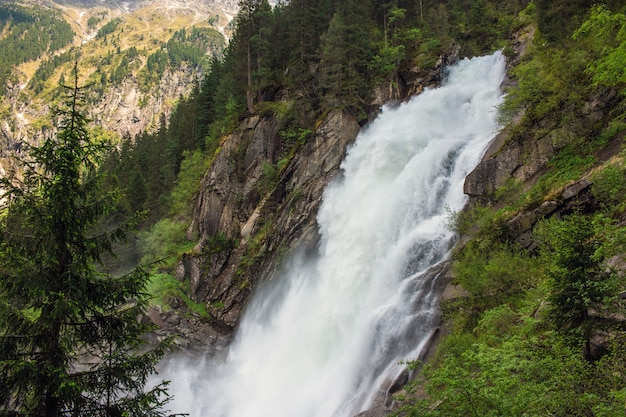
[162,52,506,417]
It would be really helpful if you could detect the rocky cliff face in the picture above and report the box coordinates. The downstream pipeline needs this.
[91,65,198,138]
[463,88,622,245]
[178,109,360,329]
[174,47,458,332]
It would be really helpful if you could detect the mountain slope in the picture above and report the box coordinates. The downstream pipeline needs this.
[0,0,232,155]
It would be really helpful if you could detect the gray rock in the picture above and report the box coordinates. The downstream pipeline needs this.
[561,178,592,200]
[183,109,359,329]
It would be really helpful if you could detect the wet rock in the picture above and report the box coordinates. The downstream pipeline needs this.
[354,405,391,417]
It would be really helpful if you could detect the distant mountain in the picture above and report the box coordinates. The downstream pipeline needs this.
[0,0,233,157]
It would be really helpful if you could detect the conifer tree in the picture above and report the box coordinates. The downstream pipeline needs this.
[535,214,616,360]
[234,0,259,112]
[320,1,374,114]
[281,0,333,92]
[250,0,273,103]
[0,70,173,416]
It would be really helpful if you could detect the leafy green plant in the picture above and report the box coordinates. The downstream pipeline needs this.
[591,160,626,213]
[147,273,209,318]
[257,161,279,195]
[453,243,541,307]
[574,6,626,93]
[140,218,195,268]
[534,213,619,359]
[168,149,209,215]
[147,273,185,306]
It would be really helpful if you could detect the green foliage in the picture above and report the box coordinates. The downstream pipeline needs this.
[87,11,108,29]
[401,332,597,417]
[166,27,223,68]
[140,50,169,91]
[277,0,333,94]
[100,24,225,92]
[205,232,236,255]
[255,100,291,119]
[0,76,171,416]
[96,18,121,39]
[534,214,619,356]
[140,219,195,268]
[230,0,275,111]
[574,5,626,93]
[399,208,626,416]
[147,273,209,318]
[0,4,74,95]
[30,50,74,95]
[591,159,626,213]
[454,243,541,308]
[146,273,185,307]
[168,150,210,215]
[502,44,590,128]
[257,161,278,196]
[236,220,273,278]
[319,4,375,117]
[535,0,594,43]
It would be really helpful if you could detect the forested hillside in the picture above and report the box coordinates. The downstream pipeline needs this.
[0,4,74,96]
[0,0,227,157]
[1,0,625,415]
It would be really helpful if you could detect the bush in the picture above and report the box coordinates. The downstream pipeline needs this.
[591,161,626,212]
[168,150,209,215]
[140,219,195,268]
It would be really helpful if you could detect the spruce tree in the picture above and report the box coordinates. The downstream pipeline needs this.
[234,0,259,112]
[319,0,375,116]
[281,0,333,93]
[535,214,616,360]
[0,71,173,416]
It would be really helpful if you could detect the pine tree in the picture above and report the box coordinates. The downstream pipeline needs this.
[234,0,258,112]
[319,1,374,115]
[230,0,278,110]
[281,0,333,93]
[0,71,173,416]
[535,214,616,360]
[250,0,273,103]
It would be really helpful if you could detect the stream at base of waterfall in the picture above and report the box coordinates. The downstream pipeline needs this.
[159,51,506,417]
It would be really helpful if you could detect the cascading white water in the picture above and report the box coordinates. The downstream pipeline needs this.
[163,52,506,417]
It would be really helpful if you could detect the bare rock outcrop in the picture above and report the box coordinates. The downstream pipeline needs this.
[179,109,359,329]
